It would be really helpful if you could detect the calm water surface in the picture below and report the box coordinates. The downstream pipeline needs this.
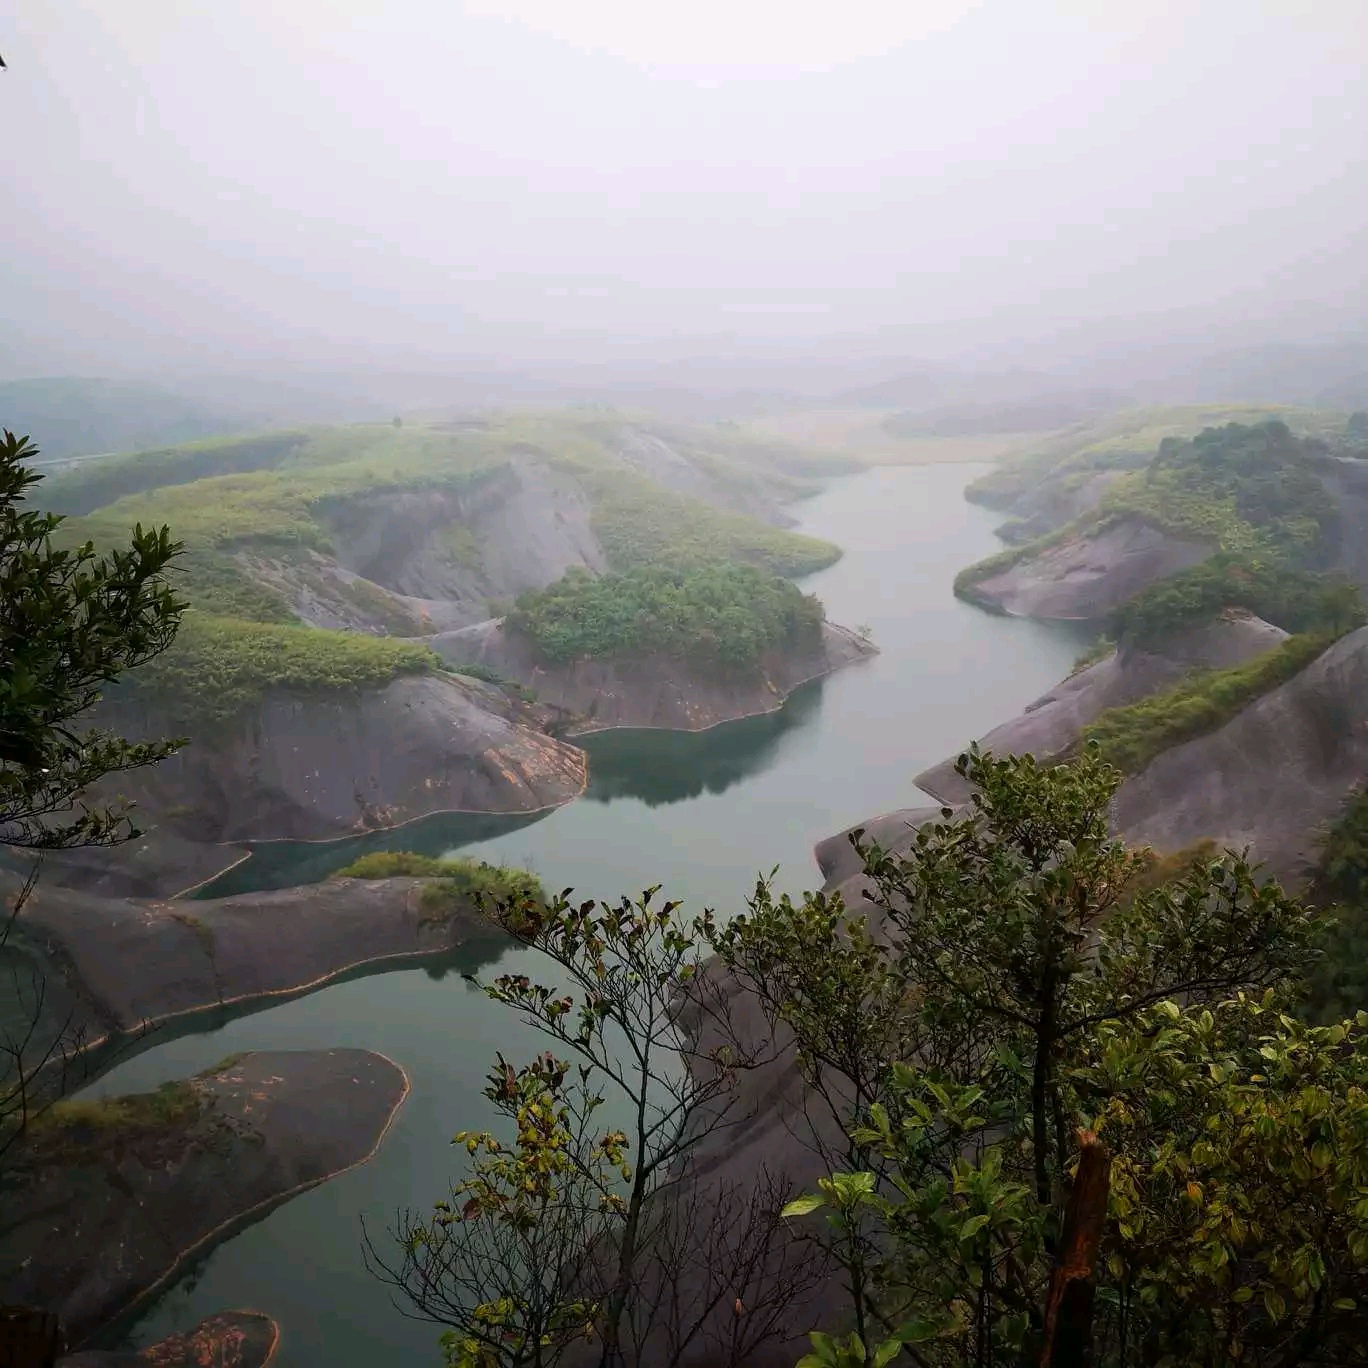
[92,465,1087,1364]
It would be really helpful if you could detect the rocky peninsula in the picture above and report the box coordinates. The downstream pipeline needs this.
[2,1049,407,1350]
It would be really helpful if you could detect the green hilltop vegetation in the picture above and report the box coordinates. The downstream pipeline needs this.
[506,562,825,671]
[34,412,842,723]
[956,418,1351,597]
[956,416,1368,778]
[964,402,1350,509]
[332,850,544,918]
[122,613,439,728]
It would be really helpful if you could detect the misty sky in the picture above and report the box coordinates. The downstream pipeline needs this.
[4,1,1366,377]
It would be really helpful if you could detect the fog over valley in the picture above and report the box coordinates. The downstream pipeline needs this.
[4,0,1366,389]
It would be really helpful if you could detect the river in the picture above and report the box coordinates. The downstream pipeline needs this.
[88,463,1088,1364]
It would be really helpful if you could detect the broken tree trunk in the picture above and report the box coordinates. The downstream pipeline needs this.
[1037,1129,1110,1368]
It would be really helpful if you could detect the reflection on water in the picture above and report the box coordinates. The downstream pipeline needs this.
[193,806,553,898]
[581,680,825,807]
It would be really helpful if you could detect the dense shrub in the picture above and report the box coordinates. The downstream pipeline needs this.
[1112,551,1366,647]
[1079,631,1334,773]
[333,850,543,910]
[127,611,437,726]
[506,563,825,671]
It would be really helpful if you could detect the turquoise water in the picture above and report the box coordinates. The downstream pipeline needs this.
[89,464,1088,1364]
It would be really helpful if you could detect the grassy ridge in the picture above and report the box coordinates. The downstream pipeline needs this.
[40,430,310,515]
[965,404,1348,508]
[127,612,438,726]
[955,421,1343,602]
[506,563,825,671]
[1079,631,1335,774]
[49,412,842,721]
[588,471,839,576]
[333,850,543,918]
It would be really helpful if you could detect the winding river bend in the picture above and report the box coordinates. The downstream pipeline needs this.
[90,464,1088,1365]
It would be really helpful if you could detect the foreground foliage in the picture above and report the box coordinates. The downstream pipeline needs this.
[386,744,1368,1366]
[370,888,820,1368]
[1,429,186,1169]
[507,563,825,671]
[726,745,1362,1367]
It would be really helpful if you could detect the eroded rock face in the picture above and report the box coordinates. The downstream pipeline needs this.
[969,517,1211,620]
[428,621,876,733]
[98,674,588,846]
[3,1050,406,1350]
[915,612,1290,805]
[1113,626,1368,882]
[323,458,607,625]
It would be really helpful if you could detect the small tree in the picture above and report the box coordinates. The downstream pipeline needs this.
[729,744,1326,1364]
[0,428,186,1164]
[373,886,820,1367]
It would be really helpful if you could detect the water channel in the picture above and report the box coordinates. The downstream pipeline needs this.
[91,463,1089,1364]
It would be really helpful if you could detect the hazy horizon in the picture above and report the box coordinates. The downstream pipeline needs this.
[4,2,1366,382]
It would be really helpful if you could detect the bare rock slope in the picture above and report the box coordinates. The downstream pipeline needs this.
[916,612,1289,805]
[1113,625,1368,882]
[967,516,1211,620]
[428,620,876,733]
[13,873,508,1042]
[105,673,587,846]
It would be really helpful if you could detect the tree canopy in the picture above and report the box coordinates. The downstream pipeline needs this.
[506,563,825,672]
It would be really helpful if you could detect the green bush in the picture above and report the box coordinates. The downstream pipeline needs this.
[957,421,1344,604]
[1079,631,1334,773]
[1112,552,1366,647]
[127,611,437,727]
[587,471,839,576]
[333,850,544,910]
[1099,421,1336,552]
[506,563,825,671]
[40,431,309,516]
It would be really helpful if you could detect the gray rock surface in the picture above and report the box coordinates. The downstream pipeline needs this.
[428,620,875,733]
[324,457,607,625]
[95,673,588,848]
[14,874,507,1039]
[916,612,1290,805]
[969,516,1211,620]
[3,1049,407,1349]
[1113,625,1368,882]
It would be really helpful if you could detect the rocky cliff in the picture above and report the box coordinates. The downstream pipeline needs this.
[964,516,1212,620]
[428,620,876,733]
[915,611,1289,805]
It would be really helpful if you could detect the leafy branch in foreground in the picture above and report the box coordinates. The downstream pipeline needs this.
[0,428,187,848]
[376,886,820,1367]
[726,744,1332,1365]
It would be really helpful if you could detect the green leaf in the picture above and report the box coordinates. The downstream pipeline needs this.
[959,1214,991,1241]
[872,1338,903,1367]
[781,1193,826,1218]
